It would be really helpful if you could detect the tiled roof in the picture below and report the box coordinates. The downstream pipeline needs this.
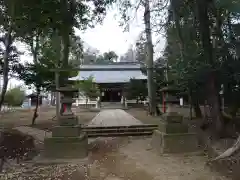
[69,63,147,83]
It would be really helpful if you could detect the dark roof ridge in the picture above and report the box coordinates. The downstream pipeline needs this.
[85,61,141,65]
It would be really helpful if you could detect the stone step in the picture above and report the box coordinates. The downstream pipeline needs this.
[87,131,152,137]
[83,127,156,134]
[84,124,158,129]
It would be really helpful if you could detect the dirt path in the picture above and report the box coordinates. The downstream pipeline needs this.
[88,137,229,180]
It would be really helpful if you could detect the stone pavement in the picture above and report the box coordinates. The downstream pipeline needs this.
[87,109,143,127]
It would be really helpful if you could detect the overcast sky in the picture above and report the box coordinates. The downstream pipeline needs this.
[6,8,165,91]
[76,11,143,55]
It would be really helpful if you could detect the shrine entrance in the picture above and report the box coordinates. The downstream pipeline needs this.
[100,83,123,102]
[101,89,121,102]
[100,84,123,102]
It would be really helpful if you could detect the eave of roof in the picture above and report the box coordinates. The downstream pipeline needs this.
[69,63,147,83]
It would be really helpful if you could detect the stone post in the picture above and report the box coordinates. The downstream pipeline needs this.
[124,97,128,108]
[96,96,100,109]
[44,86,88,159]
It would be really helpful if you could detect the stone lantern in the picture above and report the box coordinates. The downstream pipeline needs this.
[151,86,198,154]
[44,83,88,158]
[160,86,179,112]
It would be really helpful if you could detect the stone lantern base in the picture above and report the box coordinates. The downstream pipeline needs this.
[44,114,88,158]
[151,102,198,153]
[43,87,88,159]
[151,130,198,153]
[44,134,88,159]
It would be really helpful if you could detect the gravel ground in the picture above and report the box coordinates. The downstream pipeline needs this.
[88,137,230,180]
[0,163,87,180]
[0,137,229,180]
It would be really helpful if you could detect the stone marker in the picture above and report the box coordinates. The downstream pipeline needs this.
[151,88,198,153]
[44,86,88,158]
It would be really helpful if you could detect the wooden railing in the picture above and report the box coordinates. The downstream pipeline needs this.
[73,97,149,109]
[73,98,98,108]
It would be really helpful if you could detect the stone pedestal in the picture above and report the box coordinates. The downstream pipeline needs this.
[44,87,88,159]
[44,134,88,158]
[153,86,199,153]
[151,111,198,153]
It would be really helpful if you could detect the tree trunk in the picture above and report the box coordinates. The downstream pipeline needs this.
[172,0,198,120]
[196,0,224,137]
[31,90,40,125]
[193,103,202,118]
[144,0,156,115]
[58,23,70,116]
[190,101,193,120]
[188,90,193,120]
[50,91,54,105]
[56,0,72,117]
[207,73,224,136]
[191,93,202,118]
[170,0,185,59]
[55,71,60,119]
[0,30,12,111]
[229,104,239,118]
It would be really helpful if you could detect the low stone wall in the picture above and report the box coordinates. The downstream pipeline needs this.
[127,103,145,108]
[76,104,96,109]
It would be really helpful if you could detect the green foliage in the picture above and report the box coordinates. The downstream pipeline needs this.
[82,50,119,64]
[4,86,25,106]
[126,79,147,101]
[18,33,81,92]
[154,58,167,95]
[135,32,146,63]
[0,38,24,76]
[216,0,240,13]
[75,76,100,99]
[0,0,114,35]
[19,62,53,91]
[95,51,118,63]
[69,35,84,65]
[163,0,240,108]
[163,0,211,97]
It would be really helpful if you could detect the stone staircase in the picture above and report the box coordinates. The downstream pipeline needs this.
[100,102,124,109]
[82,124,158,137]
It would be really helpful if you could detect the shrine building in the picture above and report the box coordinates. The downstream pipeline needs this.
[69,62,147,102]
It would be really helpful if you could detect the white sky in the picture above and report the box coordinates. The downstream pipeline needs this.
[76,11,143,55]
[5,8,165,91]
